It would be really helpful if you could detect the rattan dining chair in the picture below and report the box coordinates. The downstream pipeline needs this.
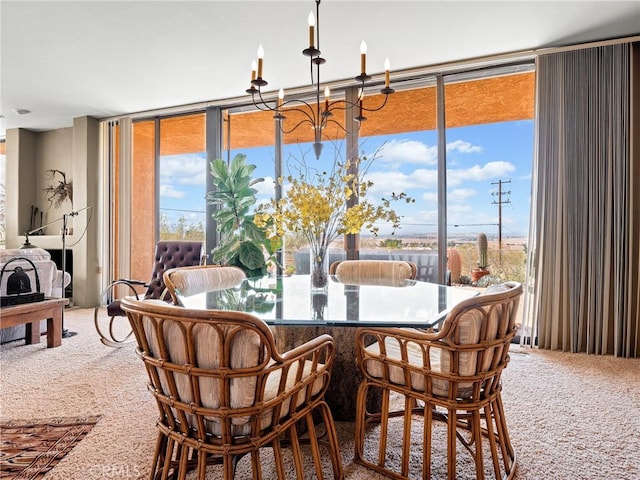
[121,297,344,480]
[329,260,418,285]
[163,265,247,305]
[354,281,523,480]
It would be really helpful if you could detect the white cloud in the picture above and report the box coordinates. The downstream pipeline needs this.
[159,184,185,199]
[366,168,438,195]
[447,139,483,154]
[369,138,483,172]
[422,192,438,203]
[253,176,275,199]
[447,161,515,186]
[376,139,438,166]
[449,188,478,202]
[160,154,206,186]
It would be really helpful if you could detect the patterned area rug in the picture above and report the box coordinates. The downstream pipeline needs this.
[0,416,100,479]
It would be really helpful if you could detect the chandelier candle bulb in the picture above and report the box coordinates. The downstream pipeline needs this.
[384,57,390,87]
[324,86,330,111]
[257,44,264,78]
[360,40,367,74]
[277,88,284,112]
[308,12,315,48]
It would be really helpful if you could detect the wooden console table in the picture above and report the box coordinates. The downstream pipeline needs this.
[0,298,69,348]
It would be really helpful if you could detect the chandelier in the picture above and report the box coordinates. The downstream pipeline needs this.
[246,0,394,159]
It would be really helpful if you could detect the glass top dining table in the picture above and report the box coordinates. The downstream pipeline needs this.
[174,274,479,329]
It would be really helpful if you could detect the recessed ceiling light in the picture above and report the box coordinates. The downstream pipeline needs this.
[12,108,31,115]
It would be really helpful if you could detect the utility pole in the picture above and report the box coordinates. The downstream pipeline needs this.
[491,179,511,251]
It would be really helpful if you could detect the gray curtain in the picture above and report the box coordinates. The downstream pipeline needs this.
[529,42,639,357]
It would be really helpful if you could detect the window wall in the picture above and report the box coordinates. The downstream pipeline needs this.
[443,70,535,285]
[106,64,535,288]
[158,114,206,241]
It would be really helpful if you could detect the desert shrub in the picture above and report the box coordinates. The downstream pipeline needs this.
[380,238,403,249]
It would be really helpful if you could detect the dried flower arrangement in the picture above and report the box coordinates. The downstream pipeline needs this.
[43,169,73,208]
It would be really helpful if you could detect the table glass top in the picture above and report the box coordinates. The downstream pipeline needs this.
[175,274,479,328]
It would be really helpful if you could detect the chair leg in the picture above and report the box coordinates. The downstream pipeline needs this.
[483,403,502,479]
[176,444,190,480]
[400,395,413,477]
[223,454,235,480]
[305,410,326,480]
[271,437,287,480]
[447,408,457,480]
[423,402,432,480]
[379,386,391,467]
[160,437,178,480]
[318,401,344,480]
[287,422,304,480]
[354,380,369,464]
[151,431,167,480]
[492,395,517,479]
[196,451,207,480]
[471,409,485,480]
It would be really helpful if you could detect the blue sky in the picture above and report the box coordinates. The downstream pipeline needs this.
[159,119,534,239]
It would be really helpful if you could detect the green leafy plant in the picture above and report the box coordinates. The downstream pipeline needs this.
[206,154,276,277]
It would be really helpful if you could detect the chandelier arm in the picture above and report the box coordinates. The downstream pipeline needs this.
[359,93,391,113]
[251,101,277,113]
[325,99,359,113]
[324,118,360,137]
[279,118,316,135]
[280,99,320,126]
[254,88,279,113]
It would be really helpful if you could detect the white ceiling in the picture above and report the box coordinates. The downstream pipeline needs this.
[1,1,639,136]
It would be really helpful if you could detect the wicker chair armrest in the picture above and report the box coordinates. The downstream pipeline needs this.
[356,326,445,346]
[355,327,450,392]
[276,333,335,368]
[263,334,335,411]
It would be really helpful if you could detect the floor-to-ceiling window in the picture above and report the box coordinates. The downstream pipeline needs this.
[104,64,536,292]
[158,113,206,241]
[443,68,535,286]
[354,67,535,285]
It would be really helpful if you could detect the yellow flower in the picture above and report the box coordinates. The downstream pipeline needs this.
[257,153,413,256]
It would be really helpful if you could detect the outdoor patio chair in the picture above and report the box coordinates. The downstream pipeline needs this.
[121,297,344,480]
[354,281,523,480]
[94,240,203,347]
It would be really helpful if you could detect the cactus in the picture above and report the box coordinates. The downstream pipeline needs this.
[477,232,489,269]
[447,247,462,284]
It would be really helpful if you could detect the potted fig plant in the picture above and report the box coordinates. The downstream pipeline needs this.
[206,154,277,278]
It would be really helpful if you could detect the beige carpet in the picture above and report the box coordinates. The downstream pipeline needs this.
[1,308,639,479]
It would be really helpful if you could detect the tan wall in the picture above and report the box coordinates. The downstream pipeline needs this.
[155,72,534,153]
[6,118,101,307]
[36,128,73,234]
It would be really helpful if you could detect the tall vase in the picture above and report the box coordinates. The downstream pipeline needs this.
[309,247,329,292]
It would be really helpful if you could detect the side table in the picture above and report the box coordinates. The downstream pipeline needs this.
[0,298,69,348]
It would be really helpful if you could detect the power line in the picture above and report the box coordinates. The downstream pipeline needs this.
[491,179,511,250]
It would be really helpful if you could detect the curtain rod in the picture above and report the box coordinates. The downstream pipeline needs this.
[103,34,640,123]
